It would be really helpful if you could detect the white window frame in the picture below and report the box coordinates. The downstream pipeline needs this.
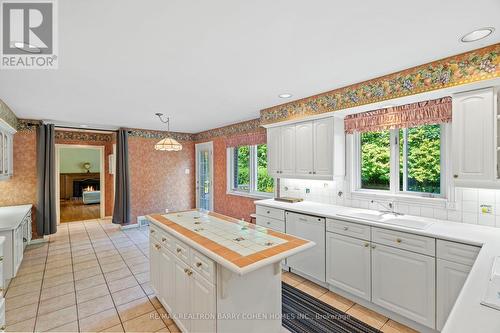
[350,123,448,201]
[226,145,274,199]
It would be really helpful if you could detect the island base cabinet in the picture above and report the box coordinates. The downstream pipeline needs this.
[173,258,192,332]
[159,249,174,313]
[326,233,371,301]
[436,259,472,331]
[190,270,216,333]
[371,244,435,328]
[150,241,161,295]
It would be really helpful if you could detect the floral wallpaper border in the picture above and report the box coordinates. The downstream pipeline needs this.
[260,43,500,125]
[0,99,18,129]
[126,128,193,142]
[55,130,114,142]
[193,118,264,142]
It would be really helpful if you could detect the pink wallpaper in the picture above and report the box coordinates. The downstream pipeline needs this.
[128,137,195,223]
[0,132,38,235]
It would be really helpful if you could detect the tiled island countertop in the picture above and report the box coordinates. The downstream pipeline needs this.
[147,210,315,275]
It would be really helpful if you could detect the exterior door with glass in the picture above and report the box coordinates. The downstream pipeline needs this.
[195,142,214,211]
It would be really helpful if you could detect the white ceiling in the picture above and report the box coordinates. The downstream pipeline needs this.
[1,0,499,133]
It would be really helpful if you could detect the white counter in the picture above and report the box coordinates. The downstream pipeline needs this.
[0,205,32,231]
[255,199,500,333]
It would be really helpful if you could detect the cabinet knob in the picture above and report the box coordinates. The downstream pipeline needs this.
[266,222,270,225]
[176,248,182,253]
[196,262,202,267]
[267,211,270,214]
[150,230,155,234]
[453,174,458,178]
[396,238,402,243]
[161,237,167,242]
[308,171,312,174]
[343,226,349,231]
[371,245,376,249]
[184,268,193,276]
[0,256,3,262]
[364,243,369,248]
[155,244,161,250]
[313,171,316,174]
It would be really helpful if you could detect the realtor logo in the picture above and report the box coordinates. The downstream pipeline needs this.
[1,0,58,69]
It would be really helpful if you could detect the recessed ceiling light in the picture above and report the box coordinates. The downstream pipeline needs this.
[279,93,292,99]
[460,28,495,43]
[13,41,41,53]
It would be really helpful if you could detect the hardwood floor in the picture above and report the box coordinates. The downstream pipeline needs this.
[60,199,100,223]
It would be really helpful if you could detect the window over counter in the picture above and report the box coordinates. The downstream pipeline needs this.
[0,121,15,181]
[355,124,445,198]
[227,144,274,198]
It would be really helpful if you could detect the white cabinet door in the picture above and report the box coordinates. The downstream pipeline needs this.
[295,122,314,176]
[173,258,191,332]
[266,127,281,177]
[372,244,435,328]
[436,259,471,331]
[326,233,371,301]
[452,88,494,182]
[149,241,161,295]
[159,249,174,311]
[313,118,334,176]
[13,225,23,276]
[280,125,296,175]
[190,271,216,333]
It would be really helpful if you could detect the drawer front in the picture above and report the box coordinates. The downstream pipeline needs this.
[326,218,371,241]
[190,249,215,283]
[149,224,160,241]
[372,227,435,256]
[256,205,285,221]
[158,230,174,251]
[256,216,285,232]
[437,240,480,266]
[174,239,191,264]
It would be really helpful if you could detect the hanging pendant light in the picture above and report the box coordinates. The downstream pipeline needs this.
[154,113,183,151]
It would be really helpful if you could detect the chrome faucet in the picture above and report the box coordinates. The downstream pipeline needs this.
[370,200,404,216]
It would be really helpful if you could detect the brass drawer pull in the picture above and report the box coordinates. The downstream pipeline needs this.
[184,268,193,276]
[154,244,161,250]
[161,237,167,242]
[196,262,202,267]
[364,243,369,248]
[0,256,3,262]
[396,238,402,243]
[176,248,182,253]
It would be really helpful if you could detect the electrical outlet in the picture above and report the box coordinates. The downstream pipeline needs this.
[480,204,493,214]
[305,188,311,194]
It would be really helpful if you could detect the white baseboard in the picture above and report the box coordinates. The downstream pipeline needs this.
[29,236,49,244]
[120,223,139,230]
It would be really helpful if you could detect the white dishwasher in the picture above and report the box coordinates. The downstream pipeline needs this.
[285,211,325,282]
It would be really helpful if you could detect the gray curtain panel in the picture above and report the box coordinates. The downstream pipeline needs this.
[112,129,131,225]
[36,124,57,235]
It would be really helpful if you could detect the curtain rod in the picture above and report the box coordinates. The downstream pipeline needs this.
[54,125,118,134]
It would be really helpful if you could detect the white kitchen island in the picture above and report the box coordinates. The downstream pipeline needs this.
[147,210,314,333]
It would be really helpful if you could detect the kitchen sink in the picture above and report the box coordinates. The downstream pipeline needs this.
[338,210,434,230]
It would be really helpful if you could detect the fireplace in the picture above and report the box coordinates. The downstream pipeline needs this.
[73,178,100,198]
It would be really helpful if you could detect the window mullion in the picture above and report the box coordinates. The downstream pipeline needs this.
[389,129,399,194]
[250,145,257,193]
[402,128,408,192]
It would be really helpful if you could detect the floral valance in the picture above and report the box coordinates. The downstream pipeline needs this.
[225,131,266,148]
[344,96,452,134]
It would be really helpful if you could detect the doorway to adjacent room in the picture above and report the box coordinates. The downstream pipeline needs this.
[55,144,106,223]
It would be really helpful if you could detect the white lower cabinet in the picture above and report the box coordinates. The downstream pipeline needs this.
[436,259,472,331]
[371,243,435,328]
[173,258,192,332]
[151,227,216,333]
[159,248,174,311]
[326,232,371,301]
[190,270,216,333]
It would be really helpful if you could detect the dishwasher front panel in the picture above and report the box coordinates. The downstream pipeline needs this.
[285,211,326,282]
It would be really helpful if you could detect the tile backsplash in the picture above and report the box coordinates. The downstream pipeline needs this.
[279,179,500,228]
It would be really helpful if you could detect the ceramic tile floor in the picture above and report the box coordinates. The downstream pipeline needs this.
[5,218,418,333]
[282,272,419,333]
[5,219,179,333]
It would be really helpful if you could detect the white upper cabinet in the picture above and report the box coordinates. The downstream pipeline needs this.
[295,122,314,175]
[0,121,15,181]
[314,118,334,176]
[266,117,341,180]
[452,88,496,186]
[266,127,281,176]
[280,124,296,175]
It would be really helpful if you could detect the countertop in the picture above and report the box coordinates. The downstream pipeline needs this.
[147,210,315,275]
[255,199,500,333]
[0,204,32,231]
